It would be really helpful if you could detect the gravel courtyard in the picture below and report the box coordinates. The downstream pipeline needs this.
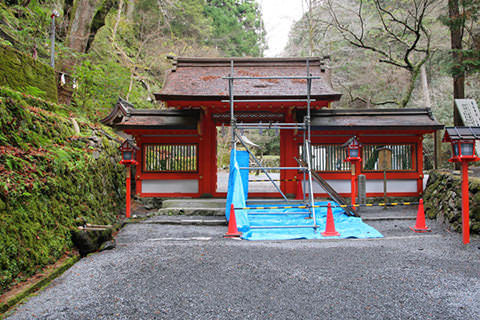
[6,215,480,320]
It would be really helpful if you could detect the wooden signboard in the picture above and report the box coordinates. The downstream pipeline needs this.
[455,99,480,156]
[378,149,392,170]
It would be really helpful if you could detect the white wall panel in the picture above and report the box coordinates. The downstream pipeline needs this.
[303,179,418,194]
[142,179,199,193]
[365,179,417,193]
[304,179,351,194]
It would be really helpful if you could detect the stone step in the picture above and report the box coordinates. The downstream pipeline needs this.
[156,207,225,216]
[140,215,226,226]
[161,199,226,209]
[361,216,416,221]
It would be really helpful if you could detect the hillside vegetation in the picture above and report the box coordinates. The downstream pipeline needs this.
[285,0,479,125]
[0,0,266,294]
[0,86,124,293]
[0,0,266,117]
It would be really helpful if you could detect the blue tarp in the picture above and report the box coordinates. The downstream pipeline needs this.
[225,150,383,240]
[225,150,250,232]
[240,202,383,240]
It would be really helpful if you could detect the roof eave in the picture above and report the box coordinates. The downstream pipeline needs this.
[154,93,342,102]
[311,125,444,131]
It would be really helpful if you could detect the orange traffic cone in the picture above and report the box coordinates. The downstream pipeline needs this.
[224,204,242,238]
[409,199,431,233]
[295,179,303,200]
[321,202,340,237]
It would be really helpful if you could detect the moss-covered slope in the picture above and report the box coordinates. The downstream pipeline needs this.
[0,87,124,293]
[0,45,57,103]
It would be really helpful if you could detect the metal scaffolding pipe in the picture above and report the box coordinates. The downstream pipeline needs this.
[236,123,305,126]
[247,212,310,215]
[304,58,318,229]
[229,60,235,151]
[250,225,315,229]
[235,132,289,201]
[223,76,325,80]
[224,58,323,231]
[239,167,306,170]
[221,99,318,103]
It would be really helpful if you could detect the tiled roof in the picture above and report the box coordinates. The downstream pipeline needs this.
[155,57,341,102]
[444,127,480,141]
[101,98,200,130]
[297,108,443,131]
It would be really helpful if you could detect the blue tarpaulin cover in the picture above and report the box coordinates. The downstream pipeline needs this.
[225,150,383,240]
[225,150,250,232]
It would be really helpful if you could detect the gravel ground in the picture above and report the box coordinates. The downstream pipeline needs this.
[6,217,480,320]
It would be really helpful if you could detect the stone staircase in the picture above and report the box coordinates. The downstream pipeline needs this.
[156,199,226,217]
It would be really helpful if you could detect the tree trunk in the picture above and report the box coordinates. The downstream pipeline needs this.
[420,65,432,108]
[66,0,102,53]
[126,0,135,21]
[448,0,464,126]
[112,0,124,45]
[399,65,422,108]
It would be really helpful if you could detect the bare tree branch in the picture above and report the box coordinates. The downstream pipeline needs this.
[327,0,434,107]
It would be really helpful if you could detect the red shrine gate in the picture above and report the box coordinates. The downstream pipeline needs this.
[102,57,442,199]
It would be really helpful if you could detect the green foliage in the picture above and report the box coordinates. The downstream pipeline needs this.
[169,0,213,40]
[0,1,53,58]
[0,87,124,293]
[440,0,480,75]
[0,0,266,120]
[72,57,132,117]
[204,0,266,56]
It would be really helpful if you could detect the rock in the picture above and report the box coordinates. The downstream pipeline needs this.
[140,197,163,210]
[71,228,113,257]
[99,239,116,252]
[424,170,480,235]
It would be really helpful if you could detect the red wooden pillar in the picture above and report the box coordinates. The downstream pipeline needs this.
[209,113,218,195]
[350,160,359,209]
[199,109,216,196]
[126,165,131,218]
[417,136,424,196]
[461,161,470,244]
[135,137,142,195]
[280,109,297,196]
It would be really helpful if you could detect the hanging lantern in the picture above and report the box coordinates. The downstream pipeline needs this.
[119,139,139,165]
[343,136,361,162]
[443,127,480,163]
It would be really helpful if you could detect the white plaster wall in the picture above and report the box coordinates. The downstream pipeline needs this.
[304,179,351,194]
[142,179,199,193]
[304,179,418,194]
[365,179,417,193]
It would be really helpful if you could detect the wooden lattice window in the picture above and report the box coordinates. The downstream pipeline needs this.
[299,144,350,172]
[143,144,198,173]
[362,144,415,171]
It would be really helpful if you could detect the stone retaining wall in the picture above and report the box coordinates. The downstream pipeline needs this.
[424,170,480,234]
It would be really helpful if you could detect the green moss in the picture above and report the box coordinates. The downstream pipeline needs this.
[425,170,480,235]
[0,88,124,293]
[0,45,57,102]
[0,255,80,315]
